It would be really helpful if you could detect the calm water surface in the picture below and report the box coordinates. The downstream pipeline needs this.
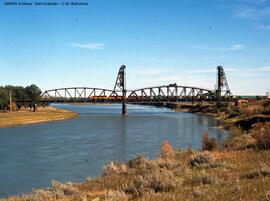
[0,104,226,197]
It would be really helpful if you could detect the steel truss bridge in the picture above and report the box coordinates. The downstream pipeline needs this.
[38,65,232,114]
[41,85,215,103]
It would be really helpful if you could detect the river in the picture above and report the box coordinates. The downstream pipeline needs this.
[0,104,226,197]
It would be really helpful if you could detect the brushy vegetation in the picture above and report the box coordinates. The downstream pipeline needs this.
[216,100,270,151]
[3,139,270,201]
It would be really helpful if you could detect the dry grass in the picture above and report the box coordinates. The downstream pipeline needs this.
[2,141,270,201]
[0,107,78,128]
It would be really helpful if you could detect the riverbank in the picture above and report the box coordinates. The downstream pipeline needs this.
[0,107,78,128]
[2,141,270,201]
[173,101,270,129]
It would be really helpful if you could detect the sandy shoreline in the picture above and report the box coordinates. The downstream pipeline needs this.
[0,107,78,128]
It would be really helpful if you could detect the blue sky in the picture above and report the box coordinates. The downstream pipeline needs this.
[0,0,270,95]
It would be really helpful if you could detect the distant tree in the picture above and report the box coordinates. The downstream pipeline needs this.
[25,84,42,111]
[0,84,42,111]
[0,88,9,110]
[25,84,42,101]
[14,86,26,110]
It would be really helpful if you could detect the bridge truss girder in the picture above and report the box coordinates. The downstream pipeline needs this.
[127,85,215,103]
[40,85,215,103]
[41,87,123,103]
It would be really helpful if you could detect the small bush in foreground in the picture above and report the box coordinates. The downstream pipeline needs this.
[160,140,174,158]
[202,131,218,151]
[223,127,256,150]
[102,190,128,201]
[252,123,270,150]
[188,152,214,168]
[102,161,127,176]
[241,164,270,179]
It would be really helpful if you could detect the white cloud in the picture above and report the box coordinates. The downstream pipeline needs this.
[194,44,246,51]
[68,42,105,49]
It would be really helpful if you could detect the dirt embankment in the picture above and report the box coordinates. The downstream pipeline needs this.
[0,107,78,128]
[173,101,270,131]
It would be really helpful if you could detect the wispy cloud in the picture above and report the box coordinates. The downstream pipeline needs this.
[132,67,175,75]
[234,6,270,19]
[232,0,268,5]
[68,42,105,49]
[224,44,246,50]
[258,24,270,29]
[248,66,270,71]
[185,67,239,74]
[194,44,246,51]
[258,66,270,71]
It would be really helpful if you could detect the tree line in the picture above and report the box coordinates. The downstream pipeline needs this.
[0,84,43,111]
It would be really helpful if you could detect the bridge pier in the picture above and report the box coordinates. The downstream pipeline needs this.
[113,65,128,115]
[122,102,127,115]
[121,65,127,115]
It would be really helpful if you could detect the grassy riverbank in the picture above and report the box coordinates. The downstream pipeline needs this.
[0,107,78,128]
[2,143,270,201]
[174,100,270,128]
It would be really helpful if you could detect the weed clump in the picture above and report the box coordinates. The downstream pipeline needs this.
[160,140,174,158]
[224,127,256,150]
[251,123,270,150]
[127,154,150,170]
[202,131,218,151]
[241,165,270,179]
[102,190,128,201]
[228,107,243,118]
[51,180,79,196]
[188,152,215,168]
[102,161,127,176]
[190,175,216,186]
[124,168,177,197]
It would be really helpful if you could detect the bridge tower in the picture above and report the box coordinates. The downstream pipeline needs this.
[113,65,127,115]
[216,65,232,106]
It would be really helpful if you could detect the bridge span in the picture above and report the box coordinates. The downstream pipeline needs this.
[41,85,215,102]
[39,65,232,115]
